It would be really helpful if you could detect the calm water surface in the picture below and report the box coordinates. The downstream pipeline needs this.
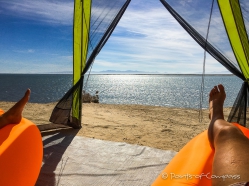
[0,74,242,109]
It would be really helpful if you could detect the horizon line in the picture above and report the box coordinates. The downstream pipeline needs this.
[0,73,234,76]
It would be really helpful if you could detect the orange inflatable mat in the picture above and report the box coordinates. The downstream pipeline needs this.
[152,123,249,186]
[0,109,43,186]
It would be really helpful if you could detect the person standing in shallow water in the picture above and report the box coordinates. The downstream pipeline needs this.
[208,84,249,186]
[0,89,30,129]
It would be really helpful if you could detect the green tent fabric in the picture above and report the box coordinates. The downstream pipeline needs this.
[217,0,249,125]
[49,0,249,128]
[49,0,131,128]
[71,0,91,125]
[218,0,249,79]
[160,0,249,126]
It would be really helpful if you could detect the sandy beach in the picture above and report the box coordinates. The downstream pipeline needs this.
[0,102,231,151]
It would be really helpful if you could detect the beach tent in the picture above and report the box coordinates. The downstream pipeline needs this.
[50,0,131,128]
[50,0,249,128]
[159,0,249,127]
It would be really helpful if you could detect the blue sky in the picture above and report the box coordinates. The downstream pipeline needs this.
[0,0,231,74]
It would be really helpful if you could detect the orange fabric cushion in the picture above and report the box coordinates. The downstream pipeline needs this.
[0,109,43,186]
[152,123,249,186]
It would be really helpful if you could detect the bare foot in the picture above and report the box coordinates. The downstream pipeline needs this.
[0,89,31,128]
[208,84,226,149]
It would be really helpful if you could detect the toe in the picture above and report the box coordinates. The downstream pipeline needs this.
[210,87,216,97]
[25,89,31,98]
[213,86,218,93]
[218,84,225,93]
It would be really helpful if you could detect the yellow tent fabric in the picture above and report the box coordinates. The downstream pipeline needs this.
[50,0,130,128]
[218,0,249,79]
[72,0,91,121]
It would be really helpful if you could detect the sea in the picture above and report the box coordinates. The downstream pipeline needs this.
[0,74,242,109]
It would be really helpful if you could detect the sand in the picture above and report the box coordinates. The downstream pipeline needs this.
[0,102,231,152]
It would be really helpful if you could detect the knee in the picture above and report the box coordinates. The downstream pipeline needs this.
[217,124,243,139]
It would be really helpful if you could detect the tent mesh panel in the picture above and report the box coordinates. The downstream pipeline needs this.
[160,0,249,127]
[228,82,249,127]
[51,0,249,128]
[50,0,131,128]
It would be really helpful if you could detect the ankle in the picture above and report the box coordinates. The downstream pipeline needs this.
[211,114,224,123]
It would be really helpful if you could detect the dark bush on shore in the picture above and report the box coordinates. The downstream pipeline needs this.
[82,91,99,103]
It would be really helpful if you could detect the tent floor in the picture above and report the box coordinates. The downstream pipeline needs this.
[36,129,177,186]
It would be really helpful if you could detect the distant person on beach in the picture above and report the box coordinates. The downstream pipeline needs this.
[0,89,30,129]
[208,84,249,185]
[92,91,99,103]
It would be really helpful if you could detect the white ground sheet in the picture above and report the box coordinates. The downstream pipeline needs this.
[36,132,177,186]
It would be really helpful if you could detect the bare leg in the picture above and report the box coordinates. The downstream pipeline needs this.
[208,84,249,185]
[0,89,30,129]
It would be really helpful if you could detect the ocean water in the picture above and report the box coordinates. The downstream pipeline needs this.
[0,74,242,109]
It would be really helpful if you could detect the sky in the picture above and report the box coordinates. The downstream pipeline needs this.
[0,0,232,74]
